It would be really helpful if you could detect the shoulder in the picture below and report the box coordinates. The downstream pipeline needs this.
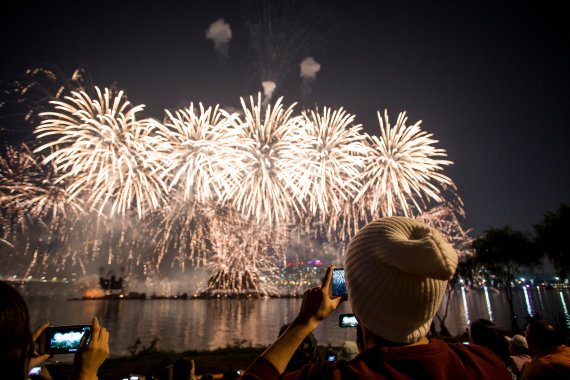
[438,340,514,378]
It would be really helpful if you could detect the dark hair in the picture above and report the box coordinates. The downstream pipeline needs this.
[470,319,510,365]
[0,281,33,380]
[526,319,564,353]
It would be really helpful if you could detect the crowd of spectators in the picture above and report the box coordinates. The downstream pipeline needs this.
[2,217,569,380]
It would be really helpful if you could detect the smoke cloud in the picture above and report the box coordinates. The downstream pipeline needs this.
[300,56,321,79]
[300,57,321,98]
[262,81,277,105]
[206,19,232,57]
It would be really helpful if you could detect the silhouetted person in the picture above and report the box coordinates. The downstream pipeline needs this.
[470,319,518,378]
[508,335,531,374]
[521,320,570,380]
[173,357,195,380]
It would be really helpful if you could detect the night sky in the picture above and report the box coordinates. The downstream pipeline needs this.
[1,0,568,235]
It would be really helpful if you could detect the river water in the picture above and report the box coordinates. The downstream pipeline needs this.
[25,286,570,357]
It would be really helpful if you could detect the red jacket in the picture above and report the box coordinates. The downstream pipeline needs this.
[244,339,512,380]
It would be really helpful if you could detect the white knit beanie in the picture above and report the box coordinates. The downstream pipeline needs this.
[344,216,458,343]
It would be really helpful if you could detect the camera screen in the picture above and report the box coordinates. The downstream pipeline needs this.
[332,268,347,298]
[326,354,336,362]
[339,314,358,328]
[46,325,91,353]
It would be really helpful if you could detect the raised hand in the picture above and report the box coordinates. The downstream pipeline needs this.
[28,322,51,370]
[73,317,109,380]
[296,265,343,327]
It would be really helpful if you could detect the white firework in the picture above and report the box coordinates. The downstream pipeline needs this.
[357,110,453,217]
[414,187,473,257]
[34,87,167,218]
[153,103,243,203]
[0,144,84,223]
[205,212,286,296]
[299,107,369,219]
[226,94,307,224]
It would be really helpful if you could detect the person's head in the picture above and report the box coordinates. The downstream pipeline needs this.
[526,319,564,356]
[0,281,33,380]
[509,334,529,356]
[470,319,510,364]
[344,217,458,345]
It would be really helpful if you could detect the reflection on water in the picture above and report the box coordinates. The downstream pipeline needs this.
[560,292,570,327]
[26,287,570,356]
[483,286,493,322]
[460,287,471,327]
[523,286,535,317]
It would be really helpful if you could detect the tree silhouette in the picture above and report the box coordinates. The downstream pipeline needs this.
[534,203,570,279]
[472,226,542,332]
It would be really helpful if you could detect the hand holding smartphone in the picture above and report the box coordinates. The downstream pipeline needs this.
[39,325,92,354]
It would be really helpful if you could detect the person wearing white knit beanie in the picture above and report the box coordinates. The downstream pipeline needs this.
[345,216,458,344]
[244,217,513,380]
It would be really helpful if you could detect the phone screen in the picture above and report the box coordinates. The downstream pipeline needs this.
[339,313,358,328]
[331,268,347,298]
[43,325,91,354]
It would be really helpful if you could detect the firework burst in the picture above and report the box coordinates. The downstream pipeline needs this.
[34,87,167,218]
[357,110,453,217]
[0,144,87,276]
[1,83,468,295]
[226,94,307,224]
[414,187,473,256]
[153,103,243,203]
[205,211,286,296]
[299,107,369,223]
[148,199,213,271]
[0,144,83,224]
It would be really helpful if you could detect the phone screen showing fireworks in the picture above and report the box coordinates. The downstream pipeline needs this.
[339,313,358,328]
[332,268,347,299]
[43,325,91,354]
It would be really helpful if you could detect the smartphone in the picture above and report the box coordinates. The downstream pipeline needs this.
[326,354,336,362]
[331,268,347,299]
[339,313,358,328]
[40,325,92,354]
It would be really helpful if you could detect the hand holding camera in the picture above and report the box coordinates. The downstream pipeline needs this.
[33,317,109,380]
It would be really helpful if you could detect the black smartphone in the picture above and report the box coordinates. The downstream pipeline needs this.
[339,313,358,328]
[326,354,336,362]
[331,268,347,299]
[40,325,92,354]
